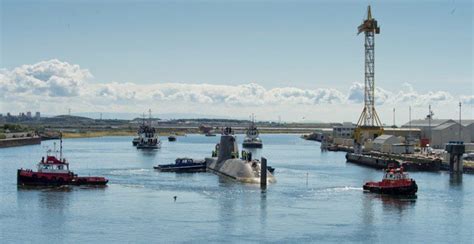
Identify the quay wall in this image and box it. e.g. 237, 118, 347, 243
0, 137, 41, 148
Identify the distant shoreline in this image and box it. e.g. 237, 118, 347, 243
60, 127, 313, 139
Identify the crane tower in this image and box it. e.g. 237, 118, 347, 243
354, 5, 384, 144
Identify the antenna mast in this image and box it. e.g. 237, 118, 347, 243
459, 102, 462, 141
148, 109, 152, 126
59, 132, 63, 160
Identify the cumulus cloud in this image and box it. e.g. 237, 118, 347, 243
346, 82, 459, 107
0, 59, 91, 97
347, 82, 392, 105
460, 95, 474, 105
267, 87, 344, 105
347, 83, 365, 103
390, 83, 454, 106
0, 59, 471, 117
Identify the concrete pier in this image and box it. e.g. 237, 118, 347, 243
446, 143, 465, 173
261, 157, 267, 189
0, 137, 41, 148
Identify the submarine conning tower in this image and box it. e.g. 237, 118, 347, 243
206, 127, 276, 183
217, 127, 239, 165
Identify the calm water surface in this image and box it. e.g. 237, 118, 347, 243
1, 134, 472, 243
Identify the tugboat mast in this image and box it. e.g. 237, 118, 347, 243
148, 109, 152, 126
59, 132, 63, 161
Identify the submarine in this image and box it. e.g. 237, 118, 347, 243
206, 127, 275, 184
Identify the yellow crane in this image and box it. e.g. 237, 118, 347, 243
354, 5, 384, 146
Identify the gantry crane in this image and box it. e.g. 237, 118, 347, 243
354, 5, 384, 148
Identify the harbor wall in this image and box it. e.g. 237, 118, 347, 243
0, 137, 41, 148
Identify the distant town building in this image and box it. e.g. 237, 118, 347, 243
26, 111, 32, 118
35, 112, 41, 119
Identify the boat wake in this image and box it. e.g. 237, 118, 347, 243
325, 186, 363, 192
108, 168, 151, 176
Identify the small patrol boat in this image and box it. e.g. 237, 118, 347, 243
134, 110, 161, 149
154, 158, 206, 172
132, 137, 140, 146
168, 135, 177, 142
17, 135, 108, 186
136, 125, 161, 149
242, 114, 263, 149
363, 167, 417, 196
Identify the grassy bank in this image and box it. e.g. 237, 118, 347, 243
61, 130, 191, 138
62, 130, 136, 138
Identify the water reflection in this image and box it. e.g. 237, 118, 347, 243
361, 193, 375, 227
376, 195, 417, 213
449, 173, 463, 187
217, 185, 236, 237
259, 190, 267, 234
16, 186, 72, 243
18, 186, 72, 210
138, 149, 158, 158
217, 175, 236, 186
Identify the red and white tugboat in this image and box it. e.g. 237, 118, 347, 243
17, 135, 108, 186
363, 167, 417, 196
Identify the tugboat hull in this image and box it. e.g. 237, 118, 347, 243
168, 136, 177, 142
136, 145, 159, 149
154, 163, 206, 172
136, 141, 161, 149
155, 158, 206, 172
363, 181, 418, 196
132, 138, 140, 146
242, 142, 263, 149
17, 170, 108, 186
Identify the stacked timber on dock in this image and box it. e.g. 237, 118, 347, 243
369, 152, 442, 171
346, 153, 400, 169
346, 152, 443, 172
327, 144, 354, 153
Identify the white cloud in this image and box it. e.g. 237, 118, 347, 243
460, 95, 474, 105
391, 83, 454, 106
266, 87, 344, 105
1, 59, 91, 97
0, 59, 471, 121
347, 82, 392, 105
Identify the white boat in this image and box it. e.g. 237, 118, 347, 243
136, 110, 161, 149
136, 125, 161, 149
242, 115, 262, 148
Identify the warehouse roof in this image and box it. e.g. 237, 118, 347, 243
373, 134, 399, 144
402, 119, 454, 128
432, 123, 463, 131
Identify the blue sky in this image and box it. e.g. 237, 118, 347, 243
0, 0, 472, 122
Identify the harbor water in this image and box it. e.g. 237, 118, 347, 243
0, 134, 472, 243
